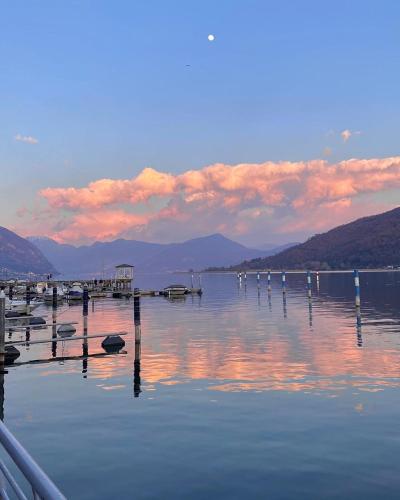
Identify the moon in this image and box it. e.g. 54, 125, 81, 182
208, 34, 215, 41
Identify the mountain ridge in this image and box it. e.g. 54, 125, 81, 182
224, 207, 400, 271
0, 227, 56, 275
29, 233, 283, 275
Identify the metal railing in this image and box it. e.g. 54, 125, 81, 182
0, 420, 65, 499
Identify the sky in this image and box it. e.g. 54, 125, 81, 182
1, 0, 400, 247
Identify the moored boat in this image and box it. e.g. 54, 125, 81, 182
68, 282, 84, 300
44, 287, 65, 303
163, 284, 188, 296
5, 298, 41, 314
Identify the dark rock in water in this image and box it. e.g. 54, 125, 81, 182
102, 335, 125, 353
57, 324, 77, 337
29, 316, 46, 326
5, 346, 20, 365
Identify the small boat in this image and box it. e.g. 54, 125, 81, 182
44, 287, 65, 303
163, 284, 188, 296
35, 282, 48, 295
68, 282, 83, 301
6, 299, 41, 314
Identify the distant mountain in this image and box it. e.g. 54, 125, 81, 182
29, 233, 271, 275
265, 242, 300, 254
227, 207, 400, 271
0, 228, 56, 275
257, 242, 299, 252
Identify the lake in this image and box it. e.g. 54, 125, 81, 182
3, 271, 400, 499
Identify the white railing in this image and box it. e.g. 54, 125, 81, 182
0, 420, 65, 499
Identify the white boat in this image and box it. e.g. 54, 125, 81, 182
35, 282, 48, 295
68, 283, 83, 300
6, 299, 41, 314
163, 284, 188, 296
44, 287, 65, 303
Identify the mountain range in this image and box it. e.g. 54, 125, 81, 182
29, 234, 286, 275
0, 226, 55, 275
227, 207, 400, 271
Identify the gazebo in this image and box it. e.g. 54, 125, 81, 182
114, 264, 134, 291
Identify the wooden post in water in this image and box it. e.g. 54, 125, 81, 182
316, 271, 320, 291
133, 288, 141, 397
198, 274, 202, 289
52, 286, 57, 309
82, 285, 89, 376
267, 271, 271, 292
191, 273, 194, 289
0, 291, 4, 421
307, 271, 312, 298
256, 272, 260, 287
354, 270, 361, 307
52, 287, 57, 357
0, 291, 5, 371
26, 285, 31, 316
354, 270, 362, 345
281, 271, 286, 294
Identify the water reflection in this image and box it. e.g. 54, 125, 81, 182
5, 272, 400, 398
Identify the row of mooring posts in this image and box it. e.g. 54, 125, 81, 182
236, 269, 362, 343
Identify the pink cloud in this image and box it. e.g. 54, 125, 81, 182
22, 155, 400, 244
51, 210, 152, 243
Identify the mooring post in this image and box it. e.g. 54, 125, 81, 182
83, 285, 89, 317
8, 285, 13, 301
0, 291, 4, 419
308, 296, 313, 327
198, 274, 202, 288
267, 271, 271, 292
52, 286, 57, 309
354, 270, 361, 307
26, 285, 31, 316
316, 271, 320, 291
281, 271, 286, 294
52, 287, 57, 357
191, 273, 194, 289
307, 271, 312, 298
0, 291, 5, 370
82, 285, 89, 375
257, 272, 260, 287
133, 287, 141, 397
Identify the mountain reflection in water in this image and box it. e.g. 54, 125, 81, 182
3, 271, 400, 500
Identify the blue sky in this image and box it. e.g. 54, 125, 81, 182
1, 1, 399, 245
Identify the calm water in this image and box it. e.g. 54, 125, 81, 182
3, 272, 400, 499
